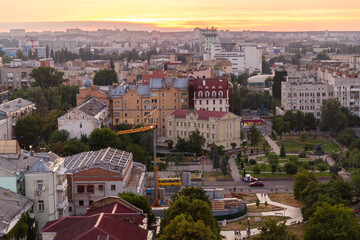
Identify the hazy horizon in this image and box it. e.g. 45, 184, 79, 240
1, 0, 360, 32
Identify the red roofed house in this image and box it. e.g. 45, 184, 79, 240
188, 77, 232, 112
141, 70, 167, 85
41, 196, 152, 240
166, 109, 241, 150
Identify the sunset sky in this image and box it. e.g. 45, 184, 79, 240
1, 0, 360, 31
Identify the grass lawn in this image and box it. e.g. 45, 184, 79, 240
247, 204, 283, 212
276, 135, 341, 153
203, 171, 232, 180
220, 216, 289, 231
287, 223, 307, 239
268, 193, 305, 208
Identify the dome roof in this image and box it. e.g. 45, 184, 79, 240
83, 76, 93, 88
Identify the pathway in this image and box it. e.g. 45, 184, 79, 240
264, 135, 280, 155
229, 155, 242, 181
220, 193, 302, 239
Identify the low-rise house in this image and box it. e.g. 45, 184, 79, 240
41, 196, 151, 240
166, 109, 241, 150
58, 97, 109, 139
0, 98, 36, 139
0, 187, 34, 238
64, 147, 146, 216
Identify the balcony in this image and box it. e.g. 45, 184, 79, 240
56, 179, 68, 191
57, 196, 68, 209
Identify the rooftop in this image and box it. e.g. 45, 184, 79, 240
171, 109, 228, 120
64, 147, 132, 174
0, 187, 33, 235
0, 98, 35, 114
77, 97, 107, 117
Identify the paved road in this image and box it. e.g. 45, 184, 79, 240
229, 155, 242, 181
264, 135, 280, 155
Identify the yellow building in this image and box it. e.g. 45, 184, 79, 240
109, 78, 189, 141
166, 109, 241, 150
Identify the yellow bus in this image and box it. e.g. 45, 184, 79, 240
158, 178, 181, 186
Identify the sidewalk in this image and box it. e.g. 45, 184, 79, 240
221, 193, 303, 239
264, 135, 280, 155
229, 155, 242, 181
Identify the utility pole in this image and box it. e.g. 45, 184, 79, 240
153, 129, 157, 206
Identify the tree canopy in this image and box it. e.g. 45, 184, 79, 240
30, 67, 68, 88
88, 128, 122, 150
320, 99, 347, 133
253, 219, 298, 240
93, 69, 118, 86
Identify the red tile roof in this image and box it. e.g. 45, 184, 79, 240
171, 109, 228, 120
41, 213, 148, 240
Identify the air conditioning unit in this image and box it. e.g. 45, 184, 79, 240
42, 186, 46, 191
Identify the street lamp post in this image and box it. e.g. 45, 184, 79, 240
247, 217, 250, 237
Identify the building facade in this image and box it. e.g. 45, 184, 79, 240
58, 97, 109, 139
188, 77, 230, 112
109, 78, 188, 141
166, 109, 241, 150
0, 66, 33, 90
24, 157, 69, 230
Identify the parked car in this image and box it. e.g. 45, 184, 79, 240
249, 181, 264, 187
243, 174, 258, 182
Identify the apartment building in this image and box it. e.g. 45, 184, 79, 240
333, 78, 360, 117
166, 109, 241, 150
281, 77, 333, 118
64, 148, 146, 216
199, 27, 220, 56
188, 77, 230, 112
109, 78, 188, 142
25, 156, 69, 230
0, 65, 33, 90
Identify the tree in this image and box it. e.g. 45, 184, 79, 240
293, 169, 318, 200
256, 198, 260, 207
15, 114, 42, 149
294, 111, 305, 133
313, 52, 331, 60
211, 146, 220, 170
161, 196, 221, 239
305, 203, 360, 240
314, 144, 324, 157
176, 137, 190, 152
30, 67, 68, 88
231, 142, 237, 149
48, 130, 69, 144
351, 169, 360, 198
93, 69, 118, 86
253, 219, 298, 240
125, 144, 148, 165
158, 214, 216, 240
188, 129, 205, 155
16, 50, 27, 60
267, 153, 280, 172
33, 49, 38, 59
220, 157, 229, 175
50, 49, 54, 59
118, 191, 155, 228
88, 128, 122, 150
110, 58, 115, 70
272, 116, 287, 139
1, 54, 12, 64
62, 139, 90, 156
320, 99, 347, 133
272, 71, 287, 100
303, 112, 316, 131
248, 125, 261, 147
45, 45, 49, 58
285, 161, 298, 174
171, 187, 211, 206
280, 145, 286, 157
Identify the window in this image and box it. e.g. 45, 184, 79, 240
80, 123, 82, 128
125, 113, 127, 117
169, 130, 172, 136
219, 91, 223, 98
98, 185, 104, 191
212, 134, 215, 139
181, 122, 183, 127
212, 91, 216, 98
38, 200, 44, 212
213, 100, 215, 104
198, 92, 203, 98
220, 100, 222, 104
205, 91, 210, 98
111, 185, 116, 191
79, 200, 84, 206
177, 122, 179, 127
199, 100, 202, 104
87, 185, 94, 194
37, 180, 43, 191
212, 125, 215, 129
77, 185, 85, 193
169, 121, 172, 126
202, 123, 204, 128
207, 124, 209, 129
194, 123, 196, 128
89, 200, 94, 205
69, 206, 73, 212
207, 133, 209, 138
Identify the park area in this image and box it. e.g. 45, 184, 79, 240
276, 135, 341, 153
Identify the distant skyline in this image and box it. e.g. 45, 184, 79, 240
1, 0, 360, 32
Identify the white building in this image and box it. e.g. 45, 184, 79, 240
199, 27, 220, 56
281, 77, 334, 118
350, 56, 360, 70
57, 97, 109, 139
209, 43, 262, 74
25, 155, 69, 230
333, 77, 360, 117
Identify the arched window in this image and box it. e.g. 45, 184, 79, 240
198, 91, 203, 98
219, 91, 224, 98
219, 86, 223, 89
205, 91, 210, 98
212, 86, 216, 89
212, 91, 216, 98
